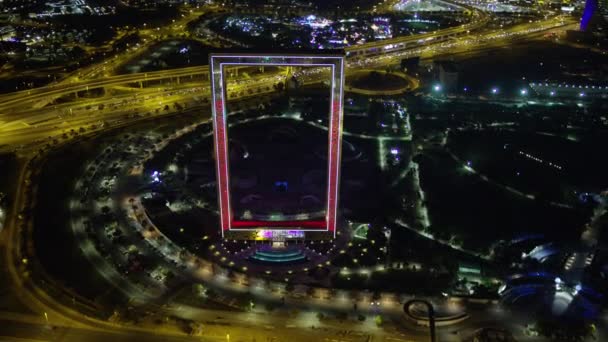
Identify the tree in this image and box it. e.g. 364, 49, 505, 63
70, 46, 86, 58
265, 302, 279, 312
535, 318, 595, 341
187, 321, 203, 336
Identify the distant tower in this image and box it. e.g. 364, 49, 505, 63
581, 0, 608, 31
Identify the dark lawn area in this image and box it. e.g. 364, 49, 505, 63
117, 39, 212, 74
448, 129, 608, 205
331, 267, 455, 296
32, 139, 126, 308
417, 149, 589, 253
143, 197, 218, 256
449, 40, 608, 95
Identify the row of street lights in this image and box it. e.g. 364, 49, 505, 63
433, 83, 530, 96
432, 83, 589, 98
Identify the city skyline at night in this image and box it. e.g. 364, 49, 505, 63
0, 0, 607, 341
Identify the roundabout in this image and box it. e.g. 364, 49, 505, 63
345, 70, 419, 96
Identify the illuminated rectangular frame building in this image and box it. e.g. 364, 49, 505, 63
209, 53, 345, 238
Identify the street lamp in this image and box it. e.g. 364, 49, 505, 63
491, 87, 499, 95
404, 300, 436, 342
433, 84, 442, 92
520, 88, 528, 96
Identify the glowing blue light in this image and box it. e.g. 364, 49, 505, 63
491, 87, 499, 94
390, 148, 399, 155
520, 89, 528, 95
433, 84, 441, 92
152, 171, 161, 183
581, 0, 596, 31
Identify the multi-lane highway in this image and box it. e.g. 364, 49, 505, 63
0, 14, 575, 155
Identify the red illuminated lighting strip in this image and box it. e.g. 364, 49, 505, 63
231, 220, 326, 229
